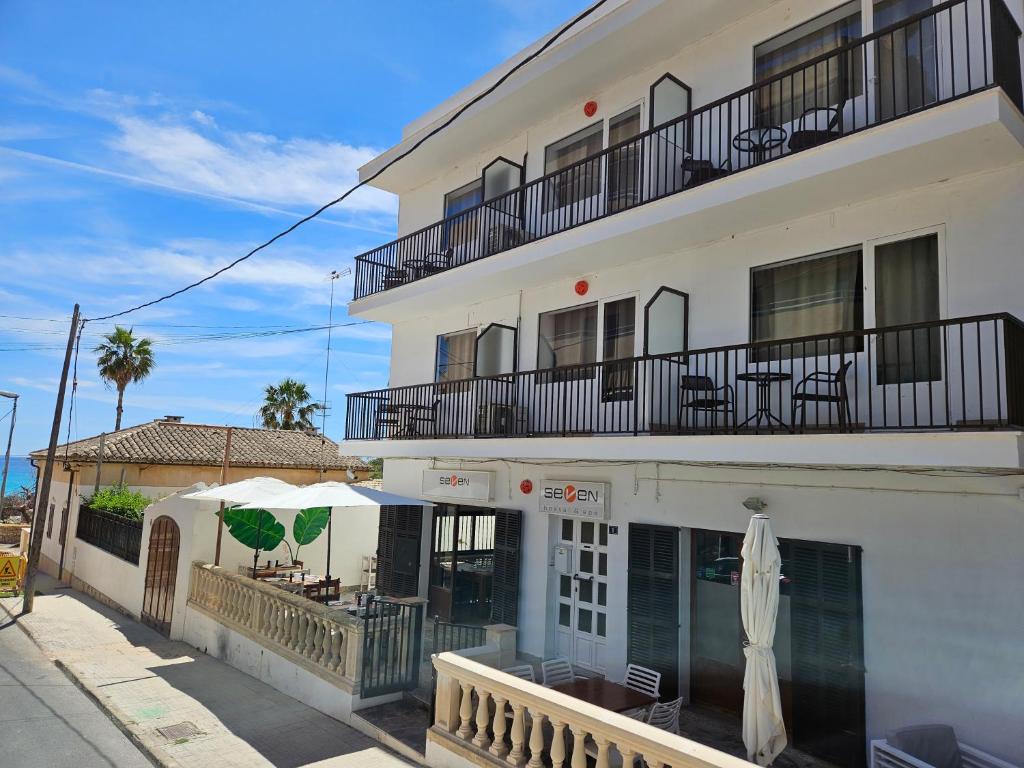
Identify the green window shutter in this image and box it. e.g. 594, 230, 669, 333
490, 508, 523, 626
628, 523, 680, 700
376, 505, 423, 598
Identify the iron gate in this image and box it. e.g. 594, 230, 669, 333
360, 595, 425, 699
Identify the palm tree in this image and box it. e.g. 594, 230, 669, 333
94, 326, 155, 431
260, 378, 319, 430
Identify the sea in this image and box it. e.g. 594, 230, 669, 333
1, 457, 34, 495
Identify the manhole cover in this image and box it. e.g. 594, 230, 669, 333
157, 722, 202, 741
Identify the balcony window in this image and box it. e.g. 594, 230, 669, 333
538, 302, 598, 380
753, 2, 863, 126
436, 329, 476, 390
875, 233, 940, 384
444, 179, 482, 247
875, 0, 939, 118
751, 247, 864, 359
544, 122, 603, 212
602, 296, 636, 401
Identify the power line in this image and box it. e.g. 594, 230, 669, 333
84, 0, 610, 323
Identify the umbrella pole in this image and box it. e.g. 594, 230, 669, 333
325, 509, 332, 580
252, 511, 263, 578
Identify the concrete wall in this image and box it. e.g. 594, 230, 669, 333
381, 456, 1024, 764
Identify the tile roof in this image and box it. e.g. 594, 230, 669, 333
32, 419, 368, 471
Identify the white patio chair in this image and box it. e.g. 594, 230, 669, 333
646, 697, 683, 735
541, 658, 575, 687
871, 725, 1019, 768
501, 664, 536, 684
622, 663, 661, 698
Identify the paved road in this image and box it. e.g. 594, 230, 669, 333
0, 613, 152, 768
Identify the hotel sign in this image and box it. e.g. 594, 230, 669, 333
421, 469, 493, 501
540, 480, 609, 520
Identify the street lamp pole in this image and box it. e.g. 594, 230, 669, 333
0, 390, 18, 518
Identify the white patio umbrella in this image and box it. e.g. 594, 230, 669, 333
182, 477, 297, 506
240, 481, 433, 578
741, 513, 788, 766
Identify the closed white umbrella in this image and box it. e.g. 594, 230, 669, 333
240, 481, 433, 578
182, 477, 297, 506
741, 513, 787, 766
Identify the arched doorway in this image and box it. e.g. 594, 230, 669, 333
142, 516, 180, 636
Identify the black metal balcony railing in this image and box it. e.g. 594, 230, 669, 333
353, 0, 1022, 302
345, 313, 1024, 441
76, 506, 143, 564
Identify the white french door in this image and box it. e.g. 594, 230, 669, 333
554, 517, 610, 672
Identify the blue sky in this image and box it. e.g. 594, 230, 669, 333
0, 1, 589, 454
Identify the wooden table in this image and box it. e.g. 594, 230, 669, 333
551, 678, 657, 714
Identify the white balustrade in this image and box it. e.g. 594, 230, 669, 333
188, 561, 361, 685
432, 652, 753, 768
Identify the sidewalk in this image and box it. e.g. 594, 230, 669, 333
1, 574, 410, 768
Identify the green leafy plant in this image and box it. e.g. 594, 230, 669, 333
291, 506, 329, 563
221, 507, 285, 552
84, 485, 151, 520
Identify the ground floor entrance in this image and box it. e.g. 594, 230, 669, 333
553, 516, 611, 672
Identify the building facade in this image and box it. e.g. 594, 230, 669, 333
340, 2, 1024, 766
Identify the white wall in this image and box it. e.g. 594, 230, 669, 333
381, 457, 1024, 764
387, 164, 1024, 393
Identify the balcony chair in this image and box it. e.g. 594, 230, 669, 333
382, 266, 407, 290
303, 577, 340, 604
422, 247, 454, 275
646, 697, 684, 735
871, 724, 1019, 768
681, 155, 732, 188
406, 398, 441, 438
788, 103, 844, 152
791, 359, 853, 432
374, 402, 401, 439
541, 658, 575, 688
678, 374, 736, 433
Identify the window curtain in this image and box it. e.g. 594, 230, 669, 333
436, 330, 476, 387
602, 297, 636, 401
538, 304, 598, 382
608, 107, 643, 212
752, 249, 864, 359
875, 0, 939, 119
444, 181, 482, 247
875, 233, 940, 383
754, 3, 862, 126
544, 123, 604, 211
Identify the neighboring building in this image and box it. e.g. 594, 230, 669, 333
340, 2, 1024, 767
31, 417, 370, 586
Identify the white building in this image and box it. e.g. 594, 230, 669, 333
340, 2, 1024, 766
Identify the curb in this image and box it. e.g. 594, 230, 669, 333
0, 593, 170, 768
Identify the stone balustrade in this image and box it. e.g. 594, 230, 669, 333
187, 561, 363, 690
431, 652, 753, 768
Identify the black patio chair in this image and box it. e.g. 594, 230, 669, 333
374, 402, 401, 439
791, 359, 854, 432
678, 375, 735, 432
788, 103, 844, 152
681, 156, 732, 188
382, 267, 407, 290
407, 398, 441, 437
421, 247, 454, 275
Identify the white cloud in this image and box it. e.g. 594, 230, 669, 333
109, 115, 397, 216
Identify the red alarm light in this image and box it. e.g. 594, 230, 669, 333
519, 479, 533, 495
584, 100, 598, 117
574, 279, 589, 296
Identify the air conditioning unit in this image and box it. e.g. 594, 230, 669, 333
485, 222, 525, 255
475, 403, 526, 436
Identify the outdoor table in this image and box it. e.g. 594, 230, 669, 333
551, 677, 657, 714
736, 370, 793, 430
732, 126, 787, 164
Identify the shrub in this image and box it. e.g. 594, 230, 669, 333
84, 485, 151, 520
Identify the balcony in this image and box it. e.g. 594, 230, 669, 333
345, 313, 1024, 446
353, 0, 1023, 303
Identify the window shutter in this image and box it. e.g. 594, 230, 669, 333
627, 524, 680, 700
489, 508, 523, 626
788, 540, 865, 768
376, 505, 422, 598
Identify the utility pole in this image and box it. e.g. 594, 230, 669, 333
24, 304, 80, 613
0, 390, 18, 517
319, 268, 348, 580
